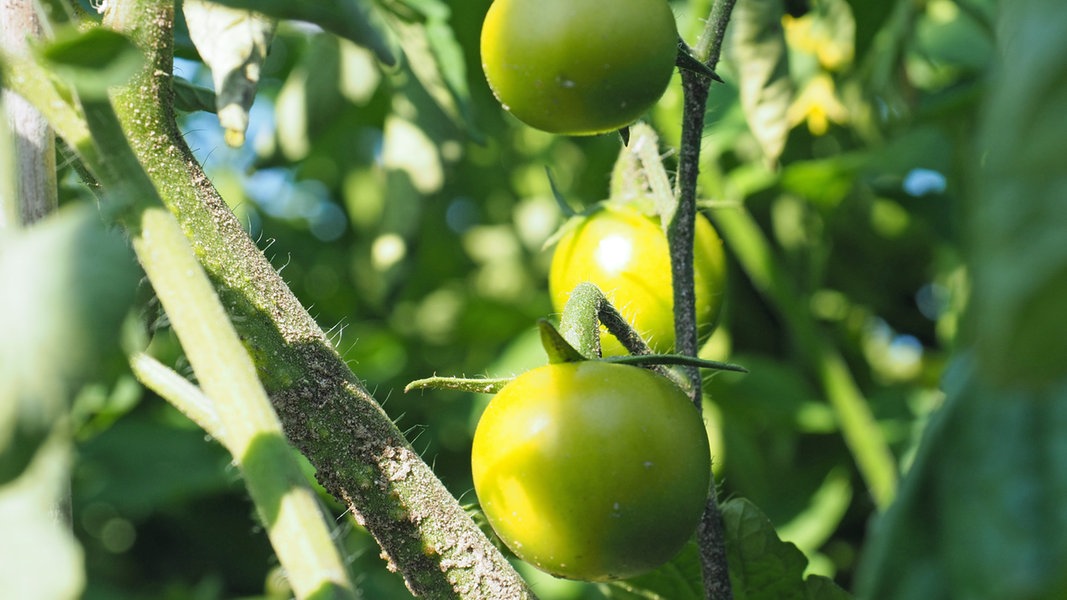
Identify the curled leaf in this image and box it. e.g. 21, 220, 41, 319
732, 0, 794, 167
183, 0, 276, 147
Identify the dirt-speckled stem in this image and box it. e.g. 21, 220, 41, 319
101, 1, 535, 597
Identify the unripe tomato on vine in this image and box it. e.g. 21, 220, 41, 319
480, 0, 679, 135
471, 360, 711, 581
549, 203, 727, 356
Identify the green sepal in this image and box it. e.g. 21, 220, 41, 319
545, 167, 578, 217
538, 319, 587, 364
675, 41, 724, 82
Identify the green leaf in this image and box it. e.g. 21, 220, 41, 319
779, 154, 866, 208
37, 27, 144, 99
776, 468, 853, 558
274, 33, 347, 161
381, 4, 478, 137
731, 0, 794, 167
968, 0, 1067, 386
601, 542, 704, 600
0, 437, 84, 600
724, 498, 807, 600
392, 0, 449, 21
73, 413, 236, 513
172, 76, 217, 113
183, 0, 275, 146
0, 204, 140, 483
208, 0, 397, 66
855, 356, 1067, 599
805, 575, 852, 600
723, 498, 851, 600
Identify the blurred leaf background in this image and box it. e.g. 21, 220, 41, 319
10, 0, 1030, 597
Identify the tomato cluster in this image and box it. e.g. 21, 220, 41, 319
474, 1, 723, 582
471, 203, 725, 580
480, 0, 679, 135
549, 203, 727, 356
471, 361, 711, 581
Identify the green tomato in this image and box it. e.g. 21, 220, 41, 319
471, 361, 711, 581
549, 204, 726, 356
480, 0, 679, 135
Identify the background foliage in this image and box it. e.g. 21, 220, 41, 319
10, 0, 1067, 598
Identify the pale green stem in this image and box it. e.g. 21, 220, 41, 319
10, 27, 359, 594
60, 1, 536, 596
0, 55, 99, 180
132, 206, 356, 600
129, 352, 224, 442
7, 1, 538, 597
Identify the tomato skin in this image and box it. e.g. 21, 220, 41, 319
549, 204, 727, 356
471, 361, 711, 581
480, 0, 679, 135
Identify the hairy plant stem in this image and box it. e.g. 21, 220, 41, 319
63, 52, 360, 594
674, 1, 737, 598
98, 1, 535, 597
130, 353, 224, 441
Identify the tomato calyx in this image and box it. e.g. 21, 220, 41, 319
552, 282, 744, 392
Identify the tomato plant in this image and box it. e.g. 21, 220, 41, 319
549, 203, 727, 356
471, 360, 711, 581
480, 0, 679, 135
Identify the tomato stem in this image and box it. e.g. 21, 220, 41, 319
604, 354, 748, 374
677, 1, 738, 599
405, 376, 513, 395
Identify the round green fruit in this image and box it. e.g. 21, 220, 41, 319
480, 0, 679, 135
549, 204, 726, 356
471, 361, 711, 581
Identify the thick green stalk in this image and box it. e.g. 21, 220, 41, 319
130, 353, 223, 441
101, 1, 535, 597
2, 69, 359, 594
132, 206, 356, 600
69, 81, 360, 598
0, 56, 96, 171
4, 7, 360, 594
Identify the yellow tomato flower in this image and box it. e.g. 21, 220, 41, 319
787, 73, 849, 136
